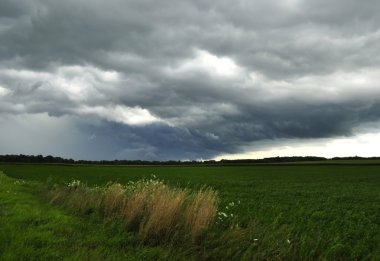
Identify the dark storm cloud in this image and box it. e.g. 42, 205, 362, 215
1, 0, 380, 159
76, 121, 230, 160
3, 0, 378, 75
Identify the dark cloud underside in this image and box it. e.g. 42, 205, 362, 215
1, 0, 380, 160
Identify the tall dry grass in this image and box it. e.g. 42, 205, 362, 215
103, 184, 125, 217
184, 187, 218, 241
46, 177, 219, 244
138, 186, 187, 242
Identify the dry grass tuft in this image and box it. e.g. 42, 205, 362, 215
184, 187, 218, 241
103, 184, 126, 217
123, 189, 150, 228
47, 177, 219, 244
122, 180, 166, 229
139, 186, 187, 241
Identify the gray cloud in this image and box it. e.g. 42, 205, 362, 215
1, 0, 380, 160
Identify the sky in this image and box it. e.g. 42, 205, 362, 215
1, 0, 380, 161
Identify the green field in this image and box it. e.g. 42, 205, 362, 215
1, 163, 380, 260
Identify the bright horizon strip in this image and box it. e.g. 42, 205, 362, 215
214, 132, 380, 160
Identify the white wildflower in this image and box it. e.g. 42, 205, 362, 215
218, 212, 228, 218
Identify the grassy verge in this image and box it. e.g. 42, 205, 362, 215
0, 172, 195, 260
0, 171, 299, 260
46, 177, 218, 245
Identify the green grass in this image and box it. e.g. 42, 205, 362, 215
0, 171, 195, 260
1, 163, 380, 259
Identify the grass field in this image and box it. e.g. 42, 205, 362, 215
1, 163, 380, 260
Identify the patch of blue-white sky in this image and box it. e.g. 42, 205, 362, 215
1, 0, 380, 160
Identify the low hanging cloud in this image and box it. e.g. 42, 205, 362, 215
1, 0, 380, 160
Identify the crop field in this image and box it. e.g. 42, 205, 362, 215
1, 163, 380, 260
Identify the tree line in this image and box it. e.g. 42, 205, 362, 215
1, 154, 379, 165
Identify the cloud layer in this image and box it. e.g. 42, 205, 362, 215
1, 0, 380, 160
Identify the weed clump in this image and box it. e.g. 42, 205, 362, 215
103, 184, 125, 218
184, 187, 218, 241
47, 176, 219, 244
